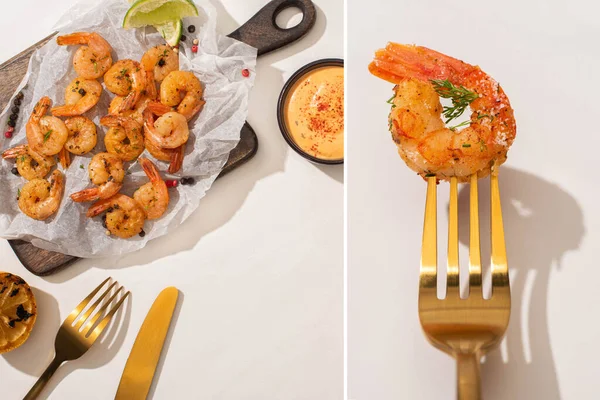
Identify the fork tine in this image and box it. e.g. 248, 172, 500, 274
88, 291, 130, 342
74, 281, 118, 330
469, 174, 482, 295
490, 173, 510, 293
420, 176, 437, 291
83, 285, 124, 337
65, 277, 111, 325
446, 177, 459, 297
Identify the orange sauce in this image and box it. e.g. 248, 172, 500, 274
284, 66, 344, 160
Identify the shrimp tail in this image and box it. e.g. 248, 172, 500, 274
145, 70, 158, 100
57, 32, 92, 46
71, 188, 101, 203
147, 101, 173, 116
184, 99, 205, 121
31, 97, 52, 120
49, 170, 65, 198
119, 91, 141, 113
168, 144, 185, 174
2, 145, 27, 159
51, 105, 78, 117
86, 197, 112, 218
138, 157, 161, 182
369, 43, 473, 84
59, 148, 71, 169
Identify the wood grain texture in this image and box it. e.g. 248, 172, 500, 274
1, 38, 257, 276
1, 0, 316, 276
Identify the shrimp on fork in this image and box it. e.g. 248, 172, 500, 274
57, 32, 113, 80
369, 43, 516, 182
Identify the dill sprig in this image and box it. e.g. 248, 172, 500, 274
430, 79, 478, 124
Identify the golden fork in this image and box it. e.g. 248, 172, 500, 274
418, 173, 511, 400
23, 278, 130, 400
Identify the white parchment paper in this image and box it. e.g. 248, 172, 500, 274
0, 0, 257, 257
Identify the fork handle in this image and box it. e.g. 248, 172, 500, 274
456, 353, 481, 400
23, 357, 64, 400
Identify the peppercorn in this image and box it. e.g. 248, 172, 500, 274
158, 58, 166, 67
193, 38, 199, 45
9, 113, 18, 122
13, 98, 22, 106
165, 179, 178, 188
78, 88, 86, 96
188, 25, 195, 33
191, 45, 198, 53
139, 229, 146, 238
7, 120, 16, 128
102, 215, 108, 229
241, 68, 250, 78
4, 131, 12, 139
7, 126, 14, 133
11, 106, 19, 114
16, 92, 24, 100
180, 35, 187, 42
181, 177, 195, 185
11, 167, 19, 176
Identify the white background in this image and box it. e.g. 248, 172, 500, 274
0, 0, 343, 399
348, 0, 600, 399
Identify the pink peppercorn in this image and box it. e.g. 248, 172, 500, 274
7, 126, 14, 133
4, 131, 12, 139
191, 45, 198, 53
241, 68, 250, 77
166, 179, 178, 188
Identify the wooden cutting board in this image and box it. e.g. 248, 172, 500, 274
1, 0, 317, 276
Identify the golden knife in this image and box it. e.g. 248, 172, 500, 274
115, 287, 179, 400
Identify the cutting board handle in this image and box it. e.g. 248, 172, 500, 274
228, 0, 316, 56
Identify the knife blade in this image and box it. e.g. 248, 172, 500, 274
115, 287, 179, 400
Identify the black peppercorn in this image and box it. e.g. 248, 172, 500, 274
139, 229, 146, 238
102, 215, 107, 229
13, 98, 22, 106
78, 88, 87, 96
11, 106, 19, 114
9, 114, 18, 122
180, 35, 187, 42
11, 167, 19, 176
16, 92, 24, 100
7, 120, 16, 128
181, 177, 195, 185
157, 58, 166, 67
187, 25, 195, 33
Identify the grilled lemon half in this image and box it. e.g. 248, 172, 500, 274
0, 272, 37, 354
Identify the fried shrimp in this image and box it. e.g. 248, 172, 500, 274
108, 94, 151, 126
51, 78, 102, 116
18, 170, 64, 220
133, 157, 169, 220
64, 116, 97, 155
104, 59, 146, 112
87, 194, 146, 238
141, 45, 179, 83
159, 71, 205, 121
57, 32, 113, 80
2, 145, 56, 181
100, 115, 144, 161
26, 97, 68, 156
70, 152, 124, 202
143, 108, 189, 149
369, 43, 516, 182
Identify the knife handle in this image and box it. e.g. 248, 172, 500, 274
23, 357, 64, 400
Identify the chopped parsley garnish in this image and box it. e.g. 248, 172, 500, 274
43, 130, 53, 142
462, 143, 471, 148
